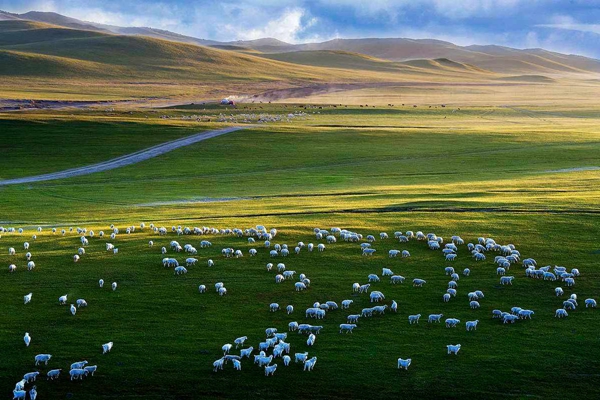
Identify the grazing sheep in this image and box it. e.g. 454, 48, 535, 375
24, 293, 32, 305
368, 274, 380, 282
389, 250, 400, 257
9, 247, 16, 255
413, 278, 426, 287
219, 287, 227, 296
565, 278, 575, 287
408, 314, 421, 324
240, 347, 254, 358
447, 344, 461, 355
27, 261, 35, 271
270, 303, 280, 312
500, 276, 514, 285
23, 372, 39, 383
112, 282, 117, 291
447, 288, 457, 297
555, 309, 568, 318
198, 285, 206, 293
391, 300, 398, 312
463, 268, 470, 277
59, 295, 68, 305
370, 291, 384, 302
397, 358, 412, 370
234, 336, 247, 348
382, 268, 394, 276
174, 266, 188, 275
518, 310, 534, 319
448, 281, 457, 289
362, 248, 376, 256
445, 254, 457, 261
9, 264, 17, 272
347, 314, 360, 323
73, 254, 80, 262
46, 369, 61, 380
24, 332, 31, 347
213, 358, 225, 372
70, 360, 88, 370
318, 244, 325, 252
29, 387, 37, 400
443, 293, 451, 302
266, 328, 278, 337
585, 298, 597, 308
341, 299, 353, 309
307, 334, 316, 346
13, 390, 26, 400
287, 305, 294, 314
283, 355, 291, 366
470, 301, 480, 309
102, 342, 113, 354
295, 282, 307, 291
445, 318, 460, 328
390, 275, 405, 284
222, 343, 233, 354
99, 279, 104, 288
402, 250, 410, 257
289, 321, 299, 331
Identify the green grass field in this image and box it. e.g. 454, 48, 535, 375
1, 104, 599, 399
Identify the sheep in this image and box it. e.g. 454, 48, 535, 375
198, 284, 206, 293
222, 343, 233, 354
307, 334, 316, 346
428, 314, 443, 323
389, 250, 400, 257
341, 299, 353, 309
447, 344, 461, 355
352, 283, 360, 292
362, 248, 376, 256
213, 358, 225, 372
497, 267, 506, 276
468, 292, 478, 301
563, 300, 576, 310
359, 284, 371, 293
443, 293, 451, 302
397, 358, 412, 370
492, 310, 503, 318
265, 364, 278, 376
518, 310, 534, 319
475, 290, 484, 299
112, 282, 117, 291
84, 365, 97, 376
219, 287, 227, 296
270, 303, 280, 312
35, 354, 52, 365
445, 318, 460, 328
12, 390, 26, 400
76, 299, 87, 307
283, 270, 296, 279
390, 275, 405, 284
445, 253, 457, 261
47, 369, 61, 380
402, 250, 410, 257
585, 298, 597, 308
466, 320, 479, 331
9, 247, 16, 255
413, 278, 426, 287
73, 254, 80, 262
59, 295, 68, 305
70, 360, 88, 370
408, 314, 421, 324
447, 288, 457, 297
287, 305, 294, 314
451, 273, 460, 282
500, 276, 514, 285
339, 323, 357, 333
26, 261, 35, 271
463, 268, 470, 276
207, 259, 215, 267
29, 387, 37, 400
469, 301, 480, 309
555, 309, 568, 318
565, 277, 575, 287
304, 357, 317, 371
25, 252, 32, 261
24, 292, 33, 305
295, 352, 309, 364
15, 379, 26, 391
390, 300, 398, 312
370, 291, 384, 302
318, 244, 325, 252
308, 243, 314, 252
240, 347, 254, 358
9, 264, 17, 272
282, 355, 291, 366
174, 266, 188, 275
368, 274, 380, 282
23, 371, 39, 382
99, 279, 104, 288
503, 314, 518, 324
161, 247, 167, 254
448, 281, 457, 289
186, 258, 198, 266
102, 342, 113, 354
234, 336, 247, 349
258, 355, 273, 367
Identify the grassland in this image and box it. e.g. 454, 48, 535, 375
1, 101, 599, 399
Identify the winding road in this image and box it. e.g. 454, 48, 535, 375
0, 126, 244, 186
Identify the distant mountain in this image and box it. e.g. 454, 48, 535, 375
2, 10, 600, 75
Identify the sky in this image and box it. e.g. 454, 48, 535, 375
3, 0, 600, 58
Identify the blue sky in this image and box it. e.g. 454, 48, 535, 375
3, 0, 600, 58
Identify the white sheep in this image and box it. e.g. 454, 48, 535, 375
84, 365, 97, 376
24, 292, 32, 305
112, 282, 117, 291
234, 336, 247, 348
102, 342, 113, 354
413, 278, 426, 287
555, 309, 568, 318
270, 303, 280, 312
222, 343, 233, 354
382, 268, 394, 276
174, 266, 188, 275
470, 301, 480, 309
368, 274, 380, 282
339, 323, 357, 333
347, 314, 360, 323
9, 264, 17, 272
47, 369, 61, 380
29, 387, 38, 400
397, 358, 412, 370
218, 287, 227, 296
408, 314, 421, 324
304, 356, 317, 371
466, 320, 479, 331
9, 247, 16, 255
585, 298, 597, 308
428, 314, 443, 323
287, 305, 294, 314
198, 285, 206, 293
35, 354, 52, 365
307, 333, 316, 346
99, 279, 104, 288
447, 344, 461, 355
359, 284, 371, 293
318, 243, 325, 252
13, 390, 26, 400
76, 299, 87, 307
59, 295, 68, 305
213, 358, 225, 372
70, 304, 77, 316
295, 353, 308, 364
240, 347, 254, 358
24, 332, 31, 347
500, 276, 514, 285
73, 254, 80, 262
342, 299, 353, 309
70, 360, 88, 370
265, 364, 278, 376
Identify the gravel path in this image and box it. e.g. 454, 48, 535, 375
0, 126, 244, 186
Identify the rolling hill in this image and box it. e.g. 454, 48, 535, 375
2, 10, 600, 76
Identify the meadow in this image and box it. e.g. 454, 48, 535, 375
1, 103, 599, 399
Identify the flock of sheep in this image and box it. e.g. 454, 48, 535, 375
3, 222, 596, 397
